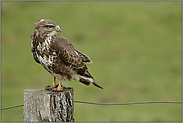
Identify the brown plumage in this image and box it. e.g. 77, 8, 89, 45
31, 19, 103, 91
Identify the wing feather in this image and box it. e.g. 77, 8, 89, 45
75, 50, 92, 63
53, 35, 86, 69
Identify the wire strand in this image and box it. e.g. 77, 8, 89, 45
1, 104, 24, 110
1, 101, 181, 110
73, 101, 182, 105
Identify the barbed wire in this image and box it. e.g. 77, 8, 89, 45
1, 101, 182, 110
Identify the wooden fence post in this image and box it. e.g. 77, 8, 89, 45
23, 88, 74, 122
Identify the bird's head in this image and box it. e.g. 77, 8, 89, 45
34, 19, 61, 37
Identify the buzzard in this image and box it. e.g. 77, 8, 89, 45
31, 19, 103, 91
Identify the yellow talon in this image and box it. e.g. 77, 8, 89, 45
56, 82, 63, 91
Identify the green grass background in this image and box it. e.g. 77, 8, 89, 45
1, 1, 182, 122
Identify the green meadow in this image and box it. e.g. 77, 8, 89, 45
1, 1, 182, 122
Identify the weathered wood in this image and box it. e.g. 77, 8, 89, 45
23, 88, 74, 122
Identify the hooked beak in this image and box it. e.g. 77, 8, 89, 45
56, 25, 61, 32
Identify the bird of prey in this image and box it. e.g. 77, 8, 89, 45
31, 19, 103, 91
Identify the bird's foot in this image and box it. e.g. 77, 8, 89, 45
52, 85, 64, 92
45, 84, 64, 92
45, 84, 58, 91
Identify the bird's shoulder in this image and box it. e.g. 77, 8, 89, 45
54, 35, 75, 50
52, 34, 92, 63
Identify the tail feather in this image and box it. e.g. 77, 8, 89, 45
76, 68, 103, 89
78, 75, 104, 90
79, 79, 90, 86
92, 81, 104, 90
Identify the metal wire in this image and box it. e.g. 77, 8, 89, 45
1, 101, 181, 110
1, 104, 24, 110
73, 101, 182, 105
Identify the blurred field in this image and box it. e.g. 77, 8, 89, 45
1, 1, 182, 122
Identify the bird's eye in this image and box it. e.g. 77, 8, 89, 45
46, 25, 54, 28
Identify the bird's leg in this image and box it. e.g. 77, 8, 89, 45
51, 77, 57, 87
45, 77, 58, 91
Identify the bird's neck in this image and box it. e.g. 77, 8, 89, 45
33, 29, 57, 41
